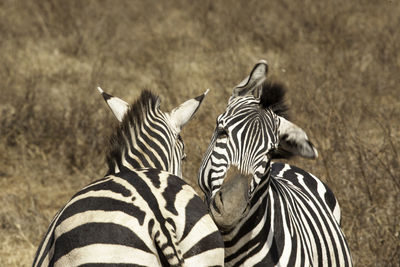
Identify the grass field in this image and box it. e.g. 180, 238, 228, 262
0, 0, 399, 266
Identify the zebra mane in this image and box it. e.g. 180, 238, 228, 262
259, 82, 289, 119
106, 90, 160, 172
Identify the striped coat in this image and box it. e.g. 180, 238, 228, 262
33, 89, 224, 266
219, 163, 351, 266
199, 61, 352, 266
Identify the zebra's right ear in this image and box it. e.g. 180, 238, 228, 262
232, 60, 268, 98
97, 87, 130, 122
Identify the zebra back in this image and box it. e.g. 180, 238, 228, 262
33, 88, 224, 266
33, 168, 224, 266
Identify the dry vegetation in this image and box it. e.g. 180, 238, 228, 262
0, 0, 399, 266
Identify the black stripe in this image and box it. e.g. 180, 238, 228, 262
268, 188, 286, 263
143, 168, 162, 188
162, 174, 186, 216
155, 240, 171, 267
270, 162, 286, 176
50, 222, 153, 264
124, 154, 142, 169
278, 187, 299, 267
210, 151, 227, 161
74, 179, 132, 199
194, 93, 205, 102
102, 91, 113, 101
55, 197, 146, 228
183, 230, 223, 259
208, 162, 228, 169
181, 196, 209, 241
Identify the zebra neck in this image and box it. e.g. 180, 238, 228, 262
106, 134, 170, 175
119, 146, 166, 173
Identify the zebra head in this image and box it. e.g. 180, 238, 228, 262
98, 87, 208, 177
198, 60, 318, 201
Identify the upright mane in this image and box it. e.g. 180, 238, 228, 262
106, 90, 160, 172
259, 81, 289, 119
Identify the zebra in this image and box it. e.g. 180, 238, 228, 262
33, 88, 224, 267
198, 60, 353, 266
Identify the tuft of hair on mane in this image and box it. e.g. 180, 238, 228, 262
259, 82, 294, 159
106, 90, 160, 173
259, 81, 289, 119
123, 90, 160, 127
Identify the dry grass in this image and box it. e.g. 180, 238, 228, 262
0, 0, 399, 266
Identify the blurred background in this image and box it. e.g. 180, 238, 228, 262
0, 0, 399, 266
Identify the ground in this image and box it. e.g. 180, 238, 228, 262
0, 1, 399, 266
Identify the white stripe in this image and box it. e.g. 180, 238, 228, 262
185, 248, 225, 266
54, 244, 160, 266
172, 186, 197, 240
80, 176, 113, 191
179, 214, 216, 253
276, 193, 292, 266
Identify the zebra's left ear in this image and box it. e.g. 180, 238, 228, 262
232, 60, 268, 98
276, 116, 318, 159
97, 87, 130, 122
169, 89, 209, 133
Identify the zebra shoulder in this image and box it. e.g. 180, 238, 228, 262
270, 162, 342, 224
132, 169, 225, 266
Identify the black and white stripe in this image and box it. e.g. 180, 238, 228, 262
33, 88, 224, 266
198, 61, 352, 266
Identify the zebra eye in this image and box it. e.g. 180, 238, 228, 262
217, 127, 228, 138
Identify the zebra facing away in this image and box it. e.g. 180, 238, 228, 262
33, 88, 224, 267
198, 60, 353, 266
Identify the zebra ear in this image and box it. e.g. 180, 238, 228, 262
232, 60, 268, 97
276, 116, 318, 159
169, 89, 209, 132
97, 87, 130, 122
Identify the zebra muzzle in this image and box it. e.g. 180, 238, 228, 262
209, 166, 251, 231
